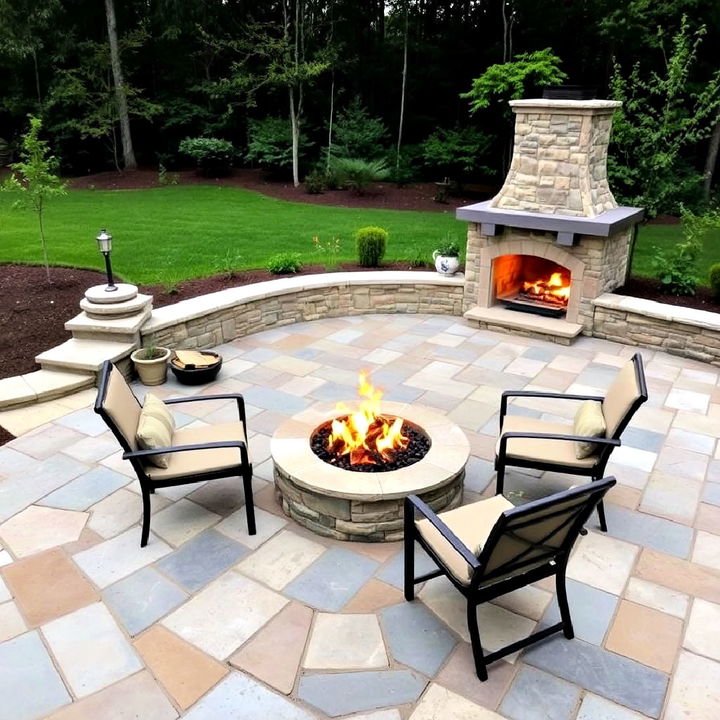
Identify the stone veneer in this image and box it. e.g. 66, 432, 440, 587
271, 403, 469, 542
491, 99, 620, 217
142, 272, 464, 349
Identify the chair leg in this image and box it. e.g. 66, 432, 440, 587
495, 462, 505, 496
243, 470, 256, 536
596, 499, 608, 532
404, 516, 415, 601
466, 599, 488, 681
555, 569, 575, 640
140, 488, 151, 547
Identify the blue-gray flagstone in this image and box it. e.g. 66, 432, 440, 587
464, 457, 496, 493
499, 666, 581, 720
298, 670, 427, 717
184, 672, 314, 720
523, 636, 668, 718
156, 530, 248, 591
603, 504, 693, 558
522, 346, 559, 362
542, 579, 618, 645
0, 631, 71, 720
239, 387, 309, 414
376, 547, 438, 591
621, 427, 666, 453
56, 407, 108, 436
102, 567, 188, 636
38, 466, 129, 511
285, 547, 379, 611
381, 602, 457, 676
702, 481, 720, 506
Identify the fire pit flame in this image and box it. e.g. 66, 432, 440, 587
522, 271, 570, 307
327, 371, 409, 465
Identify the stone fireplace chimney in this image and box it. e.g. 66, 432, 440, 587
490, 99, 620, 218
457, 98, 644, 342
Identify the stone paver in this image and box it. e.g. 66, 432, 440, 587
3, 315, 720, 719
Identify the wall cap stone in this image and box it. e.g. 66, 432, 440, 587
510, 99, 621, 111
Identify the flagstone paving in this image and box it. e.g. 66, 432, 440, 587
0, 313, 719, 719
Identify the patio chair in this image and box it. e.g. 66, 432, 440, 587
404, 477, 616, 681
94, 360, 255, 547
495, 353, 647, 532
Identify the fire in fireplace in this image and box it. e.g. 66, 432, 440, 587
310, 371, 430, 472
493, 254, 571, 318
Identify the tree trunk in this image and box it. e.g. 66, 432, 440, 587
327, 71, 335, 172
703, 116, 720, 202
32, 50, 42, 106
396, 2, 409, 170
289, 85, 300, 187
104, 0, 137, 170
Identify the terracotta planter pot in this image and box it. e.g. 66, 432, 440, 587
130, 347, 171, 386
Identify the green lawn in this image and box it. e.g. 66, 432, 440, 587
0, 185, 463, 285
1, 184, 718, 285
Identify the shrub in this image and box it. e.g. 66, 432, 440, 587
354, 226, 388, 267
332, 157, 389, 195
304, 170, 325, 194
421, 126, 494, 180
332, 98, 388, 160
246, 117, 310, 174
405, 245, 430, 268
266, 252, 303, 274
179, 137, 235, 176
709, 263, 720, 299
312, 235, 342, 271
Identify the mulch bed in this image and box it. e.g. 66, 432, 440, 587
614, 276, 720, 310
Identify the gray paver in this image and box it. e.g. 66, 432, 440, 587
184, 672, 314, 720
464, 456, 496, 493
0, 630, 71, 720
622, 427, 666, 453
55, 407, 108, 436
240, 387, 309, 413
523, 636, 668, 717
376, 546, 438, 591
577, 693, 649, 720
604, 504, 693, 558
542, 579, 618, 645
38, 466, 129, 511
156, 529, 249, 591
381, 602, 457, 676
499, 666, 581, 720
285, 548, 379, 611
702, 481, 720, 506
103, 566, 188, 635
298, 670, 427, 717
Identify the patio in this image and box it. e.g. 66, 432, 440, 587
0, 312, 718, 719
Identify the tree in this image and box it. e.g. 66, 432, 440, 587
104, 0, 137, 169
2, 116, 66, 282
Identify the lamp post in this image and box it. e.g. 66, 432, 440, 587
96, 228, 117, 292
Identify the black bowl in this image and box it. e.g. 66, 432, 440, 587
169, 350, 222, 385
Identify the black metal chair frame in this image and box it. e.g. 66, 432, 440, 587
495, 353, 647, 532
404, 477, 616, 681
94, 360, 255, 547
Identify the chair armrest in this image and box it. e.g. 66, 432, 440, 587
123, 439, 249, 467
499, 390, 604, 428
497, 431, 620, 460
163, 394, 247, 426
405, 495, 480, 571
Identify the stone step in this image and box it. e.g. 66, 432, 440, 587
36, 338, 137, 373
65, 308, 152, 343
0, 369, 95, 409
464, 305, 583, 341
80, 293, 152, 318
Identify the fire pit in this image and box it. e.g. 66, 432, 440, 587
271, 374, 469, 542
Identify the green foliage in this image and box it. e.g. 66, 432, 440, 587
354, 226, 388, 267
157, 164, 179, 186
312, 234, 341, 271
405, 245, 430, 268
331, 98, 388, 160
386, 145, 422, 187
434, 238, 461, 256
709, 263, 720, 299
421, 126, 494, 179
214, 249, 244, 278
179, 137, 235, 176
332, 157, 389, 195
304, 169, 325, 194
651, 208, 720, 295
246, 117, 309, 173
1, 115, 66, 282
609, 17, 720, 216
266, 251, 303, 274
461, 49, 567, 113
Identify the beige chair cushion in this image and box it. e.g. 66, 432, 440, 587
136, 407, 173, 469
498, 415, 599, 468
573, 400, 606, 459
602, 360, 640, 437
142, 393, 175, 435
103, 365, 141, 450
145, 421, 247, 480
416, 495, 514, 585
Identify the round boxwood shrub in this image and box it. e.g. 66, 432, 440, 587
709, 263, 720, 299
354, 226, 388, 267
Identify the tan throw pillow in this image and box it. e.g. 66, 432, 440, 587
573, 400, 606, 459
136, 395, 175, 468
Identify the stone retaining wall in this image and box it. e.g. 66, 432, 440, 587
141, 272, 465, 349
592, 294, 720, 366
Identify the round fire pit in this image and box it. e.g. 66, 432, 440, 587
271, 402, 469, 542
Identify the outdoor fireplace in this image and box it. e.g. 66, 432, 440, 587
458, 98, 644, 342
271, 373, 468, 542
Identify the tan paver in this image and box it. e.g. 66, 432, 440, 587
635, 548, 720, 604
684, 598, 720, 662
134, 625, 228, 710
150, 499, 221, 547
567, 531, 638, 595
409, 683, 504, 719
665, 651, 720, 720
344, 579, 404, 613
691, 530, 720, 572
0, 601, 27, 642
0, 505, 87, 557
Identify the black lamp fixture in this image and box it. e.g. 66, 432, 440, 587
96, 228, 117, 292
